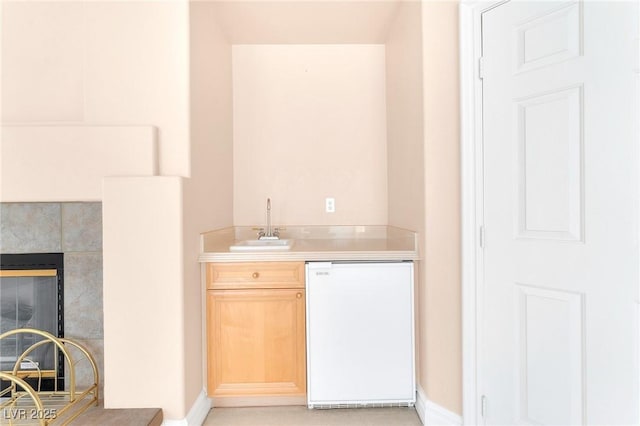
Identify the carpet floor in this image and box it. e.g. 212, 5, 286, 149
203, 406, 422, 426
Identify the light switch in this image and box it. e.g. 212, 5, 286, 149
325, 198, 336, 213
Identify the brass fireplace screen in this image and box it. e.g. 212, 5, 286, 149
0, 328, 98, 425
0, 255, 98, 424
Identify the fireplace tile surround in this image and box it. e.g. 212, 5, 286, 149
0, 202, 104, 395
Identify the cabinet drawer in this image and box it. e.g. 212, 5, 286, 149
207, 262, 305, 289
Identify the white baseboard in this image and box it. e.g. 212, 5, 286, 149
162, 389, 212, 426
162, 387, 460, 426
415, 386, 463, 426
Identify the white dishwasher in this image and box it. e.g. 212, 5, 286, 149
305, 261, 415, 408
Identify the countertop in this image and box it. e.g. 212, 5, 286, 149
199, 225, 419, 263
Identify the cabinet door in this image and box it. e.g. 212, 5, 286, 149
207, 288, 306, 397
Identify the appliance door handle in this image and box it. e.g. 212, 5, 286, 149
306, 262, 332, 270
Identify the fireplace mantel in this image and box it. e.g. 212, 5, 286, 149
0, 125, 157, 202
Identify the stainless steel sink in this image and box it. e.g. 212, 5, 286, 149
229, 239, 294, 252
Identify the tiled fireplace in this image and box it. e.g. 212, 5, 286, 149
0, 203, 104, 395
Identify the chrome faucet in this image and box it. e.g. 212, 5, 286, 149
258, 198, 280, 240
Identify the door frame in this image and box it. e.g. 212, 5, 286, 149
459, 1, 508, 424
460, 1, 640, 425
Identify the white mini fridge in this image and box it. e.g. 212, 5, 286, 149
305, 261, 415, 408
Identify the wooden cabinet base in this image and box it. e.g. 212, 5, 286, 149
207, 285, 307, 399
211, 395, 307, 408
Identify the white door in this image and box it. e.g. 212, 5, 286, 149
481, 1, 639, 424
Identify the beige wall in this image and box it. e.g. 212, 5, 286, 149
83, 2, 189, 177
1, 1, 84, 122
384, 0, 427, 409
232, 44, 388, 226
386, 1, 424, 232
184, 0, 234, 413
1, 1, 189, 177
102, 176, 185, 416
387, 0, 462, 416
1, 1, 195, 420
209, 1, 399, 44
2, 0, 463, 419
421, 0, 462, 415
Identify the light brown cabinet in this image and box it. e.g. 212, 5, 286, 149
206, 262, 306, 401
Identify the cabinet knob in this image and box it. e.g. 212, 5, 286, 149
252, 272, 260, 279
296, 293, 302, 299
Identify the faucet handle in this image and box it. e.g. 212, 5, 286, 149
252, 227, 265, 238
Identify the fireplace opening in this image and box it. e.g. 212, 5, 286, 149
0, 253, 64, 391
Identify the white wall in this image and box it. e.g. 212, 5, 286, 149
232, 44, 388, 226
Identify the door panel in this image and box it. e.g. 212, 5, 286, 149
516, 285, 584, 425
516, 85, 583, 241
514, 2, 582, 74
481, 1, 639, 424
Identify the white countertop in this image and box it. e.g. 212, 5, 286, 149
199, 225, 419, 263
